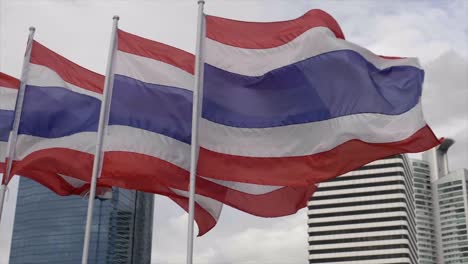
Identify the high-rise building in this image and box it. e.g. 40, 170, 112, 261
307, 155, 418, 264
435, 168, 468, 263
411, 159, 438, 264
419, 139, 468, 264
9, 177, 154, 264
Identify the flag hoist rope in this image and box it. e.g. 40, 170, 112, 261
0, 27, 35, 222
81, 16, 119, 264
187, 1, 206, 263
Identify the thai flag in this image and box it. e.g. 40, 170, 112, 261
197, 9, 441, 187
0, 72, 19, 178
8, 41, 105, 195
98, 30, 222, 235
99, 29, 317, 235
8, 40, 221, 233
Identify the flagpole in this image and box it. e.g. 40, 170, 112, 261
0, 27, 35, 222
81, 16, 119, 264
187, 1, 205, 263
0, 184, 6, 222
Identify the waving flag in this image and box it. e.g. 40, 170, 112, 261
98, 29, 317, 234
99, 30, 223, 235
0, 72, 19, 178
7, 41, 105, 195
7, 40, 219, 234
197, 9, 441, 187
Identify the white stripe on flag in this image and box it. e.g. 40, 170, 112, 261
14, 132, 96, 160
0, 141, 8, 162
206, 27, 422, 77
104, 125, 191, 170
104, 125, 284, 195
200, 176, 283, 195
0, 87, 18, 111
114, 51, 193, 91
170, 188, 222, 220
27, 64, 102, 99
199, 103, 426, 157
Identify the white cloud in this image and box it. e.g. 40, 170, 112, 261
152, 196, 308, 264
293, 0, 467, 61
200, 212, 308, 264
421, 51, 468, 170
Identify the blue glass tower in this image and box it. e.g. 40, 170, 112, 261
9, 177, 153, 264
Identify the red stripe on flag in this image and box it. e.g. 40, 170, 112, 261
0, 162, 5, 184
197, 180, 316, 217
10, 148, 217, 236
379, 55, 404, 59
10, 148, 94, 184
0, 72, 20, 89
13, 164, 216, 236
170, 193, 218, 237
12, 170, 92, 196
101, 151, 317, 217
118, 29, 195, 74
198, 125, 441, 186
7, 149, 110, 196
30, 41, 104, 94
9, 147, 317, 219
206, 9, 345, 49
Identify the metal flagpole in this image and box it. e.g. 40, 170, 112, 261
187, 1, 205, 263
81, 16, 119, 264
0, 184, 6, 222
0, 27, 35, 222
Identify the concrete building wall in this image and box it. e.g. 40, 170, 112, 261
434, 169, 468, 263
307, 155, 418, 264
411, 159, 438, 264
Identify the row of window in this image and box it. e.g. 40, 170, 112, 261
440, 197, 464, 206
318, 180, 406, 192
311, 189, 405, 201
308, 224, 409, 236
309, 243, 409, 255
309, 253, 412, 264
308, 234, 409, 245
439, 185, 463, 194
444, 247, 468, 254
308, 216, 409, 228
309, 206, 409, 219
308, 198, 409, 210
438, 180, 463, 189
440, 190, 464, 200
441, 208, 465, 216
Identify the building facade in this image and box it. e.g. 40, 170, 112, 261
9, 177, 153, 264
417, 139, 468, 264
411, 159, 438, 264
434, 169, 468, 263
307, 155, 418, 264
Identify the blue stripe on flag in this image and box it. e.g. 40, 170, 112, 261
17, 49, 423, 141
203, 50, 424, 128
0, 109, 14, 142
110, 74, 192, 144
19, 86, 101, 138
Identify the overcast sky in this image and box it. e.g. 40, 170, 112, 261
0, 0, 467, 263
